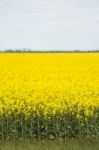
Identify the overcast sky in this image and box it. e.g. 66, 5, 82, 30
0, 0, 99, 51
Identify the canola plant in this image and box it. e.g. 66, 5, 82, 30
0, 53, 99, 140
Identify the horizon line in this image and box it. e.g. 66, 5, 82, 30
0, 49, 99, 53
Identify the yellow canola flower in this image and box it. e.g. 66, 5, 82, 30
0, 53, 99, 120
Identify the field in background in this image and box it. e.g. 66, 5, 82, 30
0, 53, 99, 140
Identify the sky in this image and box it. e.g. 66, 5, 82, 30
0, 0, 99, 51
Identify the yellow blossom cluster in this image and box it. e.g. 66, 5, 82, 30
0, 53, 99, 120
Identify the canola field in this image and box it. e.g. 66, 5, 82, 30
0, 53, 99, 140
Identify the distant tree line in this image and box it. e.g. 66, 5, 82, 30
0, 49, 99, 53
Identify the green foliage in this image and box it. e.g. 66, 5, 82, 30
0, 108, 99, 141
